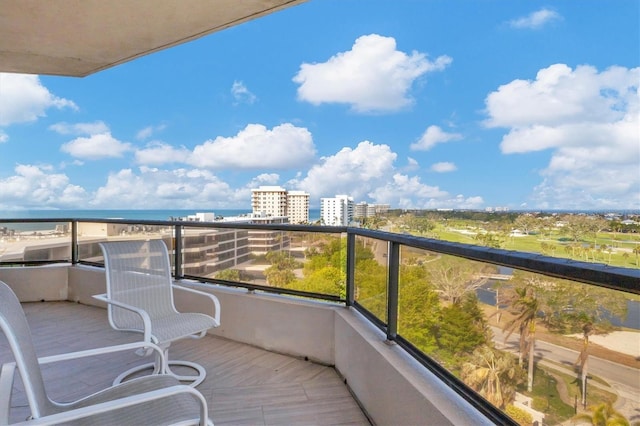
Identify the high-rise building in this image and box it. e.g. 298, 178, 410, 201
353, 202, 390, 220
287, 190, 310, 224
251, 186, 288, 217
251, 186, 309, 224
320, 195, 354, 226
354, 201, 368, 219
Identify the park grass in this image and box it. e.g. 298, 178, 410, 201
555, 370, 616, 408
430, 223, 640, 269
523, 367, 576, 425
523, 365, 617, 425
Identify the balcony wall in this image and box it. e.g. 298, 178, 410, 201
0, 264, 488, 425
0, 264, 68, 301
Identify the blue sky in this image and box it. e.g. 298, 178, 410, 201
0, 1, 638, 211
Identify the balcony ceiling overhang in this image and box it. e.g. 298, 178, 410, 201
0, 0, 306, 77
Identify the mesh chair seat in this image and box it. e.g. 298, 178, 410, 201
144, 313, 218, 344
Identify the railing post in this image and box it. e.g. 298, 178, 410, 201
71, 220, 78, 264
346, 231, 356, 306
174, 224, 183, 279
386, 241, 400, 342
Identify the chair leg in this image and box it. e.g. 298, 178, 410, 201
165, 360, 207, 387
113, 347, 206, 387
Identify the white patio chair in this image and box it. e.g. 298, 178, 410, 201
94, 240, 220, 387
0, 280, 212, 426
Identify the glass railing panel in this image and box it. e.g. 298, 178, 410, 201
180, 226, 249, 281
395, 245, 639, 425
76, 221, 174, 264
273, 230, 344, 298
0, 220, 72, 263
354, 235, 389, 323
183, 228, 346, 299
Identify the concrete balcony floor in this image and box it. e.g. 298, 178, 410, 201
1, 301, 370, 425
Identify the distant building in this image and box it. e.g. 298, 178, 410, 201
354, 202, 368, 219
287, 190, 310, 224
127, 211, 291, 273
321, 195, 354, 226
485, 206, 510, 212
354, 202, 389, 219
251, 186, 309, 224
374, 204, 390, 214
252, 186, 288, 218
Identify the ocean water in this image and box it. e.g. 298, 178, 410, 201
0, 209, 321, 231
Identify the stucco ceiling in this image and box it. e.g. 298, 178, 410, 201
0, 0, 306, 77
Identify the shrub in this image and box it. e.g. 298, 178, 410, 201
505, 404, 533, 426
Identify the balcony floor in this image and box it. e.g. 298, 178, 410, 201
1, 301, 371, 425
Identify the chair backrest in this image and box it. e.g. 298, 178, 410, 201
99, 240, 178, 331
0, 281, 57, 418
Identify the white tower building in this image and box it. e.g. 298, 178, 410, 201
320, 195, 354, 226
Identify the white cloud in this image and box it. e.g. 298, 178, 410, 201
289, 141, 483, 209
0, 73, 77, 126
404, 157, 420, 172
368, 174, 483, 209
49, 121, 109, 135
54, 121, 131, 161
431, 162, 457, 172
292, 141, 397, 200
90, 167, 246, 209
231, 81, 257, 105
410, 125, 463, 151
509, 8, 562, 29
0, 130, 7, 143
249, 173, 280, 186
293, 34, 451, 113
485, 65, 636, 130
135, 142, 190, 165
0, 164, 87, 209
136, 124, 167, 140
61, 133, 132, 160
368, 174, 446, 208
189, 123, 315, 169
485, 64, 640, 209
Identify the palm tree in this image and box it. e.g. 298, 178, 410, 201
575, 323, 594, 408
461, 346, 522, 409
633, 246, 640, 267
503, 285, 538, 392
572, 401, 629, 426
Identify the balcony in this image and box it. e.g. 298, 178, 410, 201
1, 218, 639, 425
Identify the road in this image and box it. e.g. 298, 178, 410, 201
492, 326, 640, 421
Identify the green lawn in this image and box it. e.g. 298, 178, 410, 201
522, 365, 617, 425
428, 224, 640, 269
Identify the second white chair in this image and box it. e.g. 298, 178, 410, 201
95, 239, 220, 387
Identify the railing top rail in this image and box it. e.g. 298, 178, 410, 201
0, 218, 76, 223
1, 217, 638, 293
79, 218, 348, 233
351, 228, 640, 294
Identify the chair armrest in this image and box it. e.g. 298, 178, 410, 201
37, 341, 165, 366
171, 284, 221, 326
0, 362, 16, 425
93, 294, 154, 343
11, 384, 210, 426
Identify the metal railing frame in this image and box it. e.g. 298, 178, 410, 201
2, 217, 639, 425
